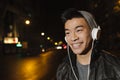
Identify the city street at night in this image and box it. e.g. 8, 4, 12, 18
0, 49, 66, 80
0, 0, 120, 80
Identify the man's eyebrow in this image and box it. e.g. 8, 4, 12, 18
75, 25, 83, 29
65, 25, 83, 31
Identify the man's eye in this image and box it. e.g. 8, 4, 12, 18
77, 29, 82, 32
65, 32, 70, 35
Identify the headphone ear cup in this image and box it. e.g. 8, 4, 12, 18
91, 28, 99, 40
65, 37, 67, 43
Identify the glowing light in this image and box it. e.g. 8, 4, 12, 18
47, 37, 50, 40
4, 37, 18, 44
41, 48, 45, 52
63, 44, 67, 49
56, 46, 62, 49
16, 42, 22, 47
25, 20, 30, 25
58, 41, 63, 45
41, 32, 45, 36
54, 42, 58, 45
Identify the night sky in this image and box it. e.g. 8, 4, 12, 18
0, 0, 92, 49
0, 0, 120, 49
28, 0, 90, 41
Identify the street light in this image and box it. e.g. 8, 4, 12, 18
41, 32, 45, 36
47, 37, 50, 40
54, 42, 58, 45
25, 19, 30, 25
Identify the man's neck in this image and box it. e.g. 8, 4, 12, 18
77, 49, 92, 65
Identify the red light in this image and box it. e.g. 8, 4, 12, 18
62, 44, 67, 49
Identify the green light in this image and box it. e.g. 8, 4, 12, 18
16, 43, 22, 47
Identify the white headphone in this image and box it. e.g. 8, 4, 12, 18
65, 26, 101, 43
65, 36, 67, 43
91, 26, 101, 40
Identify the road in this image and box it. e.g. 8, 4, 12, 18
0, 49, 67, 80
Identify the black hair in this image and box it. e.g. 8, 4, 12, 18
61, 8, 84, 24
61, 8, 98, 29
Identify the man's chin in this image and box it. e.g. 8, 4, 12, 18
72, 49, 88, 55
72, 50, 82, 55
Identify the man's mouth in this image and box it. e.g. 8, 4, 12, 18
72, 42, 83, 49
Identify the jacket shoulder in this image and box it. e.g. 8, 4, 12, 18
56, 56, 71, 80
101, 50, 120, 66
57, 56, 70, 72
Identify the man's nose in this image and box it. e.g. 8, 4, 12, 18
71, 33, 79, 41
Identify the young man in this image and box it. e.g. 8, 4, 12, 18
56, 8, 120, 80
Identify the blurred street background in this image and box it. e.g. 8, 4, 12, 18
0, 49, 67, 80
0, 0, 120, 80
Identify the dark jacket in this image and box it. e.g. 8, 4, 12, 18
56, 49, 120, 80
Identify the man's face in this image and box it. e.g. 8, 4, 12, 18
65, 18, 92, 55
